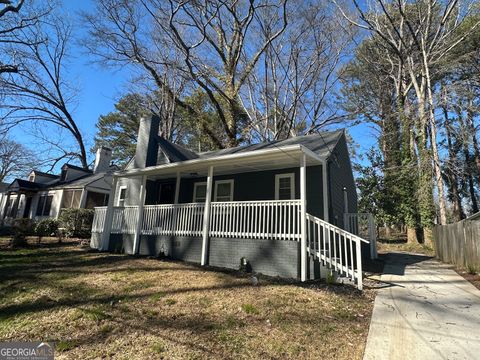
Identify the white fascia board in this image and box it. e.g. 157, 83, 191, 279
115, 144, 306, 178
299, 145, 326, 164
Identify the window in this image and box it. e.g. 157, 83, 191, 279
36, 195, 53, 216
117, 186, 127, 206
275, 173, 295, 200
193, 182, 207, 203
61, 190, 82, 209
85, 191, 109, 209
214, 180, 234, 202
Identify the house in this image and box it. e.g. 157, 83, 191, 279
91, 116, 375, 289
0, 147, 115, 222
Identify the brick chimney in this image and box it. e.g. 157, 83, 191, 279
93, 146, 112, 174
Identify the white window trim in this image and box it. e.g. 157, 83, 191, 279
117, 186, 127, 206
275, 173, 295, 200
193, 182, 207, 203
214, 179, 234, 202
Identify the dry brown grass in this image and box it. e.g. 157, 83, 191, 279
377, 238, 435, 257
0, 237, 375, 359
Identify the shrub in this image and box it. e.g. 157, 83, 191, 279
58, 208, 94, 238
467, 264, 478, 275
0, 226, 14, 237
11, 218, 36, 247
35, 218, 60, 243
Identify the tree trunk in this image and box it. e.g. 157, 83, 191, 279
424, 65, 447, 225
459, 112, 479, 214
443, 103, 464, 222
407, 226, 418, 244
466, 100, 480, 182
423, 227, 433, 247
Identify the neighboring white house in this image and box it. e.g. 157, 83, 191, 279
0, 147, 115, 222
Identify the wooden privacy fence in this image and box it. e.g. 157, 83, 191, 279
433, 219, 480, 269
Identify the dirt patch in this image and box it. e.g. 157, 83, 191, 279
454, 269, 480, 290
0, 238, 375, 359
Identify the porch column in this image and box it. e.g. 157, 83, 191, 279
79, 189, 88, 209
174, 172, 181, 204
2, 192, 11, 219
133, 175, 147, 255
56, 190, 65, 219
322, 159, 329, 222
201, 166, 213, 266
300, 154, 307, 282
101, 176, 118, 251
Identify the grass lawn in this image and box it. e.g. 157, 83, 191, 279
0, 237, 375, 359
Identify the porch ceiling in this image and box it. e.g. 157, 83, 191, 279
116, 144, 324, 180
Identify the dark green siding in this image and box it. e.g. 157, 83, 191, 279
145, 166, 327, 220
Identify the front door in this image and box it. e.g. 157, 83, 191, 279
158, 183, 175, 204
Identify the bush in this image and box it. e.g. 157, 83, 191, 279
11, 218, 36, 247
58, 208, 94, 238
35, 218, 60, 242
0, 226, 14, 237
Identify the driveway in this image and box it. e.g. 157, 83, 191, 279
363, 252, 480, 360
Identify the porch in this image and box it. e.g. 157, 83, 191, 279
92, 200, 372, 290
91, 142, 373, 290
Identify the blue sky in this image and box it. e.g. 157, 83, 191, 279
9, 0, 377, 173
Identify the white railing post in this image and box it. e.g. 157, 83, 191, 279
133, 175, 147, 255
300, 154, 307, 282
356, 239, 363, 290
201, 166, 214, 266
101, 176, 118, 251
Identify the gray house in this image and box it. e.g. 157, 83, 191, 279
91, 116, 375, 290
1, 147, 115, 222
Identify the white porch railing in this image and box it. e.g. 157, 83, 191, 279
112, 206, 139, 234
344, 213, 377, 259
307, 213, 369, 290
142, 203, 204, 236
210, 200, 301, 240
92, 206, 107, 232
93, 200, 302, 240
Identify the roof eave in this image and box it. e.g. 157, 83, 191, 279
114, 144, 325, 178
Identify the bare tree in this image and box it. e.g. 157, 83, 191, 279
82, 0, 221, 147
0, 14, 89, 169
0, 0, 51, 75
83, 0, 288, 148
242, 1, 356, 142
336, 0, 480, 228
0, 135, 36, 181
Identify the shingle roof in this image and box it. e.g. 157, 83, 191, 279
8, 179, 47, 191
198, 131, 344, 160
128, 130, 345, 168
50, 172, 109, 189
31, 170, 59, 178
157, 136, 199, 163
62, 163, 92, 173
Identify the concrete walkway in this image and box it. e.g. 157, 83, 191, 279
364, 252, 480, 360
